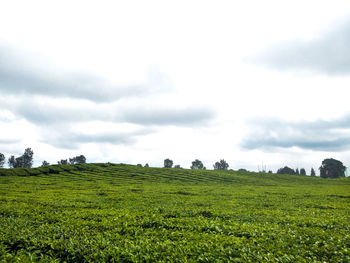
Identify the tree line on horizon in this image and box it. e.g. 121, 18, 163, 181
0, 148, 86, 169
158, 158, 346, 179
0, 149, 347, 178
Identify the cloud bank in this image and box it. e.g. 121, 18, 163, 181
252, 19, 350, 75
0, 44, 216, 151
0, 45, 169, 102
241, 115, 350, 152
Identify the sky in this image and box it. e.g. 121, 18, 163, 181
1, 0, 350, 174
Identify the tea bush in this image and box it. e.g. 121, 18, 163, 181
0, 164, 349, 262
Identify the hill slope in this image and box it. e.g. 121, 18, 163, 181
0, 164, 349, 262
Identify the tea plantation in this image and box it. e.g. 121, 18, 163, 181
0, 163, 349, 262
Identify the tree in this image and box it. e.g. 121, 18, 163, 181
41, 160, 50, 167
191, 159, 205, 170
76, 155, 86, 164
58, 159, 68, 165
8, 148, 34, 168
137, 164, 143, 167
300, 168, 306, 176
213, 159, 229, 170
8, 156, 16, 168
0, 153, 5, 168
164, 158, 173, 168
22, 148, 34, 168
295, 168, 299, 175
277, 166, 295, 175
311, 168, 316, 177
174, 164, 182, 169
144, 163, 149, 168
69, 155, 86, 165
319, 158, 346, 178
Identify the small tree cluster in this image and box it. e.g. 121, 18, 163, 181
58, 155, 86, 165
8, 148, 34, 168
58, 159, 68, 165
277, 166, 295, 175
191, 159, 206, 170
69, 155, 86, 164
41, 160, 50, 167
213, 159, 229, 170
164, 158, 173, 168
0, 153, 5, 168
319, 158, 346, 178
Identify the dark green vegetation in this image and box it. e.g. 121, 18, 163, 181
320, 158, 346, 178
7, 148, 34, 169
0, 164, 349, 262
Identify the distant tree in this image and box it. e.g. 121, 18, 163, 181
137, 164, 143, 167
76, 155, 86, 164
23, 148, 34, 168
311, 168, 316, 177
144, 163, 149, 168
69, 155, 86, 165
8, 156, 16, 168
300, 168, 306, 176
164, 158, 173, 168
41, 160, 50, 167
174, 164, 182, 169
8, 148, 34, 168
58, 159, 68, 165
295, 168, 299, 175
0, 153, 5, 168
213, 159, 229, 170
277, 166, 295, 175
191, 159, 205, 170
319, 158, 346, 178
268, 170, 273, 174
238, 168, 247, 172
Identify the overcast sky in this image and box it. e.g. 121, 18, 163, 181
1, 0, 350, 174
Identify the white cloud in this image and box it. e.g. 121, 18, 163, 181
0, 1, 350, 171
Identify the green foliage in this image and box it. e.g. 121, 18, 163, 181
320, 158, 346, 178
0, 164, 349, 262
163, 158, 173, 168
41, 160, 50, 167
0, 153, 5, 168
277, 166, 295, 175
8, 148, 34, 168
191, 159, 205, 170
57, 159, 68, 165
300, 168, 306, 176
213, 159, 229, 170
69, 155, 87, 164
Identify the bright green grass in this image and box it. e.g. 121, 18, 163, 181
0, 164, 349, 262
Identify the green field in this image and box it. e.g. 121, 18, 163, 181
0, 163, 349, 262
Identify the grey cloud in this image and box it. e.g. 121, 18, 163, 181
4, 97, 215, 127
241, 115, 350, 152
120, 107, 215, 126
251, 20, 350, 75
41, 129, 152, 149
0, 138, 20, 144
12, 100, 113, 124
0, 45, 169, 102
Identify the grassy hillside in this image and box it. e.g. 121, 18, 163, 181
0, 163, 349, 262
